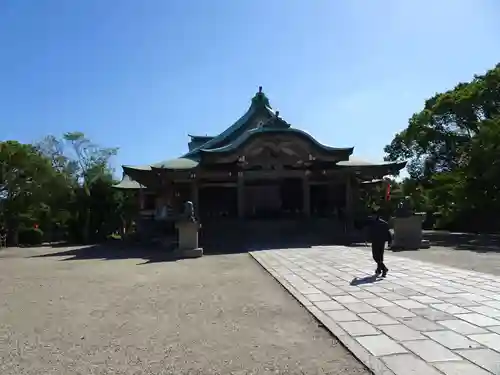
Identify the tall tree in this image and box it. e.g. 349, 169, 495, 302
384, 63, 500, 231
62, 132, 118, 242
0, 141, 60, 244
1, 133, 131, 245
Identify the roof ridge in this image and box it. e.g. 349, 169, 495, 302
188, 134, 214, 139
202, 127, 354, 154
183, 87, 274, 158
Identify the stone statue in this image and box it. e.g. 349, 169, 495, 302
175, 200, 203, 258
391, 195, 429, 250
155, 205, 167, 220
181, 200, 196, 222
395, 196, 413, 218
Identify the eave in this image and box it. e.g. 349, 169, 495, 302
121, 165, 160, 188
200, 127, 354, 156
150, 157, 199, 170
338, 159, 407, 179
112, 174, 144, 190
188, 134, 214, 141
338, 159, 406, 168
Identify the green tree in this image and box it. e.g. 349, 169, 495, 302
36, 132, 122, 243
34, 136, 77, 240
2, 133, 132, 246
0, 141, 61, 244
384, 63, 500, 232
61, 132, 118, 243
115, 189, 139, 236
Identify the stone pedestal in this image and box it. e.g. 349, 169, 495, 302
303, 177, 310, 217
391, 214, 427, 251
237, 175, 245, 218
175, 220, 203, 258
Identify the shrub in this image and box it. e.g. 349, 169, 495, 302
106, 233, 122, 241
19, 227, 44, 246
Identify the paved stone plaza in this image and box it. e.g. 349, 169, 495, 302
251, 246, 500, 375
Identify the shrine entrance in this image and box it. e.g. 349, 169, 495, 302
198, 185, 238, 219
244, 178, 303, 219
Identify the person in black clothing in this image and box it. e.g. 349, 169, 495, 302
368, 213, 392, 277
0, 225, 6, 247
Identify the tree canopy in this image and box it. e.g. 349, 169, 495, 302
1, 133, 136, 245
384, 63, 500, 232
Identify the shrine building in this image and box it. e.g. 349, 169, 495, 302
114, 87, 405, 244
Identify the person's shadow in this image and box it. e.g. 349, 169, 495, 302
350, 275, 380, 286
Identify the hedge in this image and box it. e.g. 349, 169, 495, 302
19, 227, 44, 246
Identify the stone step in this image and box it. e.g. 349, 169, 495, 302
199, 218, 354, 249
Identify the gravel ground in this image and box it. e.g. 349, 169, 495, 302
0, 246, 368, 375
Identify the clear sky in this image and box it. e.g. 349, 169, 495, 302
1, 0, 499, 176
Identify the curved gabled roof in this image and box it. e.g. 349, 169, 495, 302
122, 164, 152, 172
122, 87, 400, 174
337, 157, 406, 169
183, 88, 275, 158
361, 179, 385, 184
151, 157, 200, 170
337, 157, 407, 178
113, 173, 144, 189
188, 134, 214, 140
121, 88, 275, 172
201, 126, 353, 155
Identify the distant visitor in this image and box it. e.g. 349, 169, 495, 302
368, 212, 392, 277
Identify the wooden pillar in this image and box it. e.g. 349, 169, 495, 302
165, 183, 173, 207
191, 180, 199, 218
345, 174, 353, 231
328, 181, 336, 217
139, 188, 145, 210
136, 188, 146, 237
351, 179, 360, 217
237, 173, 245, 218
303, 176, 310, 217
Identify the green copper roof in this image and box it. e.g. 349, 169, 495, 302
202, 126, 353, 155
188, 135, 214, 151
361, 179, 385, 184
251, 86, 271, 107
151, 157, 199, 170
188, 134, 214, 140
113, 174, 144, 189
337, 158, 407, 178
122, 88, 395, 175
337, 158, 406, 168
122, 157, 199, 174
183, 87, 274, 158
123, 88, 277, 172
122, 164, 152, 171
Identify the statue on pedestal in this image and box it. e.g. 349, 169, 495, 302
180, 200, 196, 223
175, 200, 202, 258
395, 196, 413, 218
391, 196, 427, 250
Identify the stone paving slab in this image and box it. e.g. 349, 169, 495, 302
250, 246, 500, 375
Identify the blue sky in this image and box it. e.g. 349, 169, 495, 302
1, 0, 499, 176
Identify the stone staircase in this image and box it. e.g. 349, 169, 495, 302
199, 218, 354, 252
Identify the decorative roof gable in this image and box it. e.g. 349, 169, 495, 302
183, 86, 274, 157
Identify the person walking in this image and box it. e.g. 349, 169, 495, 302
368, 213, 392, 277
0, 225, 7, 248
